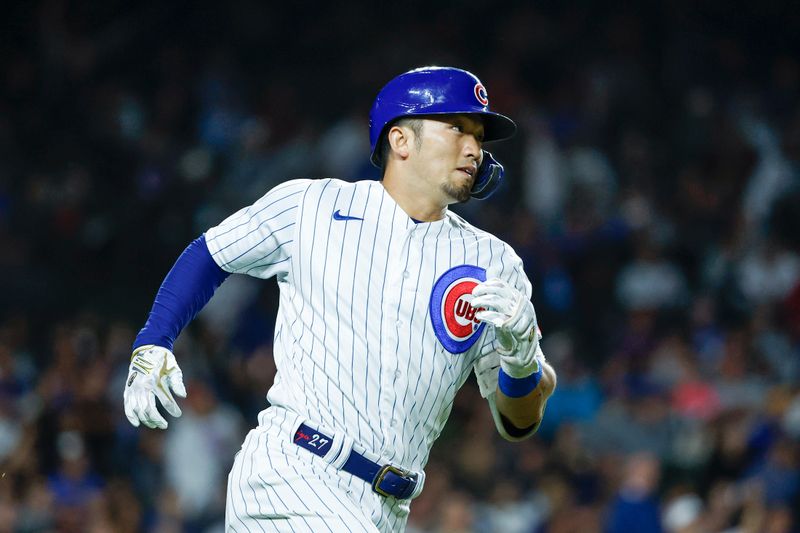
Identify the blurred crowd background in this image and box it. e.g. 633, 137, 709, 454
1, 1, 800, 532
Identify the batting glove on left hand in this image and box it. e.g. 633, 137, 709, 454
123, 345, 186, 429
472, 278, 541, 377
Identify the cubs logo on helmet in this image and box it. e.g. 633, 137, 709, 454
474, 83, 489, 106
429, 265, 487, 354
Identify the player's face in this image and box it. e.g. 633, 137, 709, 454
413, 115, 484, 203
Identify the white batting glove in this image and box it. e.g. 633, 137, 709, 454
472, 278, 541, 378
123, 345, 186, 429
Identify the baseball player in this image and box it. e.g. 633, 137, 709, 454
124, 66, 556, 532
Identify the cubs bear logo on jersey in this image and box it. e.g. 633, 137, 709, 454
429, 265, 487, 353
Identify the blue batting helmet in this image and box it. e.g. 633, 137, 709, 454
369, 66, 517, 167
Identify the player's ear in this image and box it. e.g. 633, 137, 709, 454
387, 125, 411, 160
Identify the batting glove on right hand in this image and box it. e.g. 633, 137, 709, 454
472, 278, 541, 378
123, 345, 186, 429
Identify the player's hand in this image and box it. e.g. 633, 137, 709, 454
123, 345, 186, 429
471, 278, 541, 377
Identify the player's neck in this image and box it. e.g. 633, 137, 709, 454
381, 172, 448, 222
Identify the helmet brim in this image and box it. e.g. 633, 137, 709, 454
480, 111, 517, 143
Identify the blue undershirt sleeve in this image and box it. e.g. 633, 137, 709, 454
133, 234, 231, 352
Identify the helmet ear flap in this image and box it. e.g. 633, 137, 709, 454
471, 150, 504, 200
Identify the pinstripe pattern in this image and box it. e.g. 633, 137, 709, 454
210, 178, 530, 531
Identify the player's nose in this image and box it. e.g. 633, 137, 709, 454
463, 134, 481, 161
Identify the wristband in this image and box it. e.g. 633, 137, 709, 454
498, 366, 542, 398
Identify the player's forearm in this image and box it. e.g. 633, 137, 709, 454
495, 360, 556, 430
133, 234, 230, 351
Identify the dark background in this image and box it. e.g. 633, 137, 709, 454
1, 1, 799, 531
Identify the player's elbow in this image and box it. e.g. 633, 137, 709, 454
500, 413, 541, 441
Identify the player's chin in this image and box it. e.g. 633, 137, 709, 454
442, 180, 472, 203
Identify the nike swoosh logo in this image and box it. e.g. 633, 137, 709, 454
333, 209, 363, 221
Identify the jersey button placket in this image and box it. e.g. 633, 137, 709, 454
378, 226, 412, 453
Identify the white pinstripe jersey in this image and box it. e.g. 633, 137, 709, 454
205, 178, 533, 475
